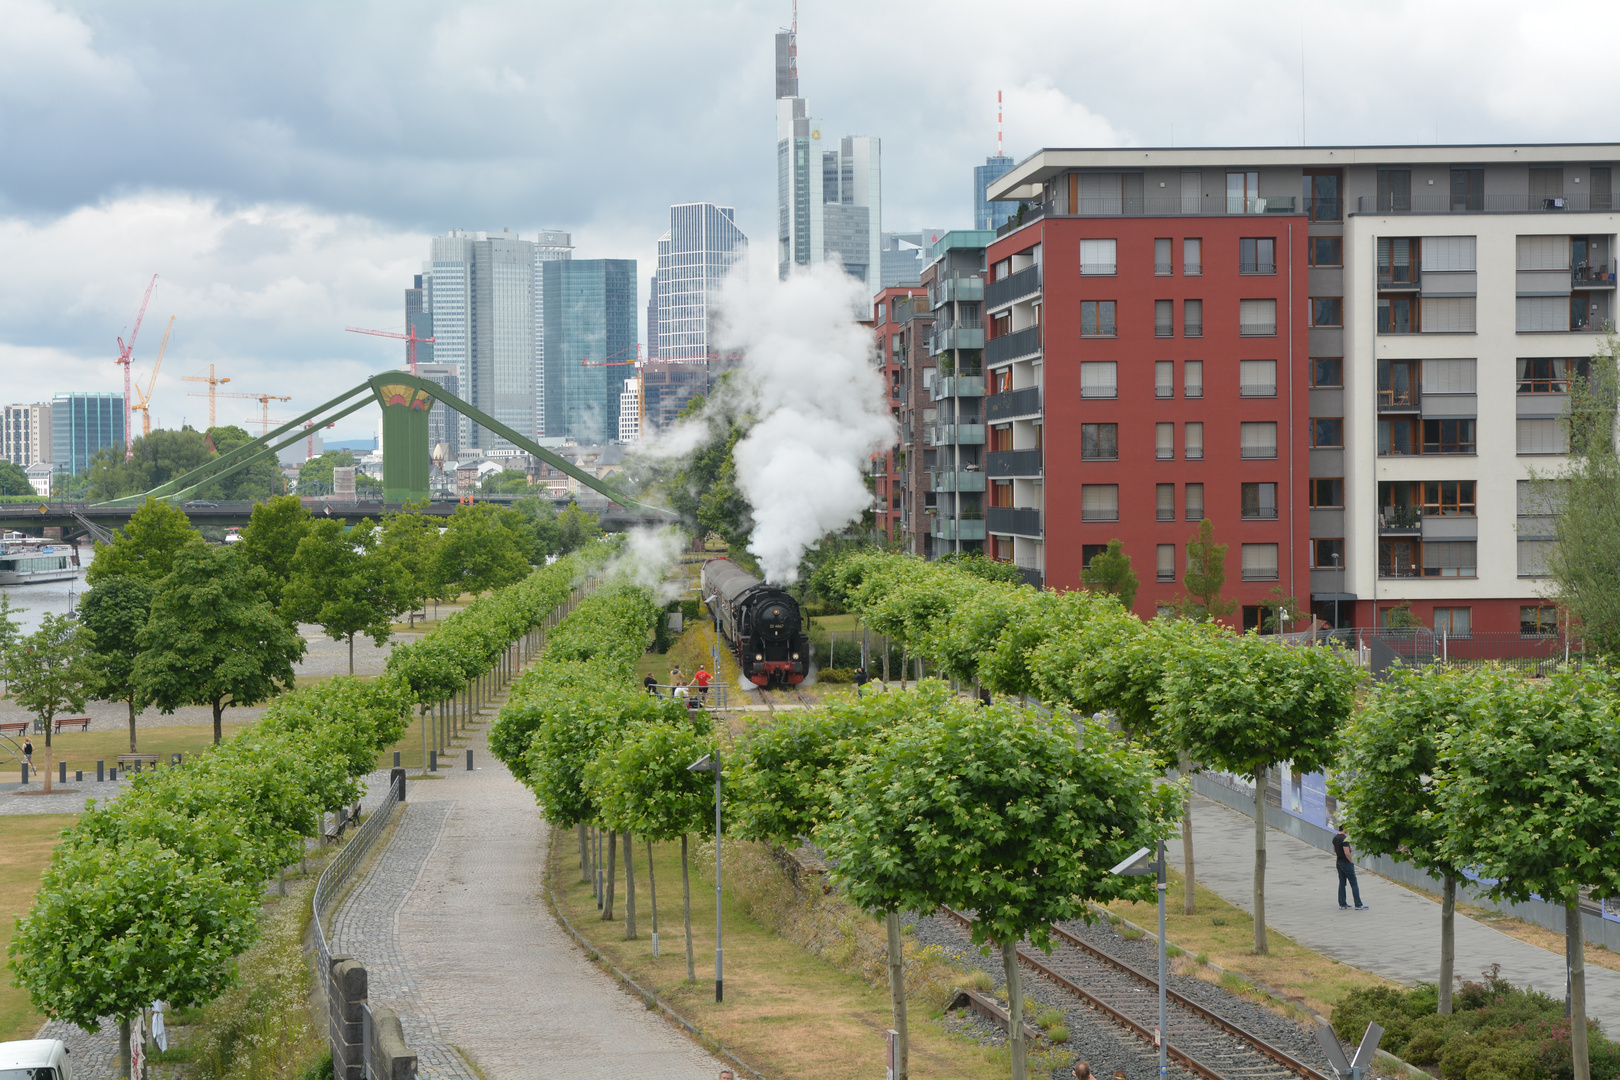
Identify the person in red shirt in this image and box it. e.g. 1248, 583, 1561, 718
693, 666, 712, 700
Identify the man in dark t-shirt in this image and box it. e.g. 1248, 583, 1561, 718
1333, 827, 1367, 910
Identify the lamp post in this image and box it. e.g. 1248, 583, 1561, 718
688, 751, 723, 1002
1113, 842, 1168, 1078
1331, 552, 1342, 632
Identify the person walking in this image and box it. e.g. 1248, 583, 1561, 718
643, 672, 660, 698
22, 737, 33, 780
853, 666, 869, 697
693, 665, 712, 701
1333, 826, 1368, 910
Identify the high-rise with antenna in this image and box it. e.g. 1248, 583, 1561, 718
974, 89, 1018, 231
774, 1, 882, 308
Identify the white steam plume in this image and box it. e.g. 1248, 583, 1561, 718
603, 525, 687, 601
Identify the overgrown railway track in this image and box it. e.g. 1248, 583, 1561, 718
939, 907, 1332, 1080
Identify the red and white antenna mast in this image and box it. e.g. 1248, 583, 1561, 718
997, 89, 1004, 157
789, 0, 798, 82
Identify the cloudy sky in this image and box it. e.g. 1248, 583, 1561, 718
1, 0, 1614, 441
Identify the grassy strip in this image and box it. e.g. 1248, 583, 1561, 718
0, 816, 78, 1041
13, 724, 250, 774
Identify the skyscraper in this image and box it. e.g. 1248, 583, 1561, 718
405, 274, 435, 369
655, 202, 747, 360
774, 14, 881, 300
532, 231, 573, 437
52, 393, 124, 475
975, 155, 1018, 231
880, 229, 945, 288
542, 259, 638, 444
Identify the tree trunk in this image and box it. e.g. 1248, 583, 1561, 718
602, 829, 617, 920
1253, 765, 1268, 955
682, 834, 695, 982
128, 694, 139, 753
213, 698, 224, 745
120, 1017, 131, 1080
348, 632, 355, 675
1569, 897, 1590, 1080
1002, 939, 1027, 1080
578, 822, 589, 882
900, 649, 908, 690
646, 837, 659, 956
623, 830, 638, 939
886, 911, 909, 1080
1439, 874, 1456, 1015
1180, 754, 1196, 915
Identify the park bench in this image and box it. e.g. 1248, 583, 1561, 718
323, 800, 365, 842
54, 717, 91, 734
117, 752, 161, 774
0, 721, 28, 738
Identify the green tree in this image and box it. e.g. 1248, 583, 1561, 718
1336, 665, 1479, 1015
1160, 630, 1359, 954
631, 390, 753, 558
6, 613, 95, 793
935, 550, 1024, 586
0, 593, 20, 690
1176, 518, 1235, 622
0, 460, 31, 497
1080, 538, 1139, 608
436, 503, 532, 598
84, 428, 212, 502
555, 503, 603, 555
203, 425, 282, 500
282, 519, 407, 674
78, 576, 157, 754
234, 494, 312, 607
378, 508, 443, 626
1435, 667, 1620, 1080
479, 469, 533, 494
134, 544, 306, 744
85, 497, 205, 587
296, 449, 356, 494
824, 689, 1179, 1080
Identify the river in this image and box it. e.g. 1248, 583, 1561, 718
1, 540, 93, 635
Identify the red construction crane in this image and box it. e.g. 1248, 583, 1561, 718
578, 344, 644, 367
304, 420, 336, 460
345, 324, 435, 375
116, 275, 158, 460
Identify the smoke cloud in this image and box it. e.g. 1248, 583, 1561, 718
603, 525, 687, 601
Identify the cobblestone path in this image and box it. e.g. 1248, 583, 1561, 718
331, 724, 726, 1080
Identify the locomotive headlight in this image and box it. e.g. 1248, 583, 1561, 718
755, 653, 763, 661
792, 652, 799, 660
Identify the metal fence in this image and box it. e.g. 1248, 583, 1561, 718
313, 771, 405, 1001
1277, 626, 1578, 679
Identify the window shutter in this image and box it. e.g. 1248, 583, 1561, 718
1241, 421, 1278, 457
1185, 422, 1204, 458
1241, 543, 1279, 580
1516, 296, 1567, 332
1081, 485, 1119, 521
1518, 539, 1554, 577
1240, 360, 1277, 396
1421, 236, 1477, 271
1516, 235, 1569, 271
1421, 358, 1477, 394
1081, 362, 1117, 397
1516, 417, 1568, 454
1421, 297, 1476, 333
1423, 541, 1477, 576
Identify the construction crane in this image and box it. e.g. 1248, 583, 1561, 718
577, 344, 644, 367
182, 364, 231, 427
128, 316, 175, 446
304, 420, 336, 460
115, 275, 158, 458
190, 390, 291, 434
345, 324, 435, 375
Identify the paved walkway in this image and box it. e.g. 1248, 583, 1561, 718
1173, 792, 1620, 1032
330, 722, 726, 1080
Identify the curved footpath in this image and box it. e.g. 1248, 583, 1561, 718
328, 723, 726, 1080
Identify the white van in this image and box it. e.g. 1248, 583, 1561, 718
0, 1039, 72, 1080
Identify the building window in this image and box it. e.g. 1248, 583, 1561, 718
1184, 299, 1203, 338
1157, 544, 1175, 582
1379, 296, 1417, 334
1379, 418, 1418, 456
1308, 237, 1343, 267
1241, 421, 1278, 458
1521, 605, 1559, 635
991, 480, 1014, 508
1240, 299, 1277, 336
1519, 357, 1590, 393
1421, 480, 1476, 516
1240, 237, 1277, 274
1155, 300, 1174, 337
1082, 485, 1119, 522
1080, 239, 1118, 275
1155, 238, 1173, 276
1227, 171, 1261, 214
1309, 297, 1343, 327
1516, 296, 1567, 333
1312, 538, 1344, 568
1240, 359, 1278, 397
1241, 543, 1280, 581
1309, 477, 1344, 507
1241, 482, 1278, 520
1155, 361, 1174, 398
1450, 168, 1484, 212
1378, 168, 1412, 212
1082, 423, 1119, 460
1082, 544, 1109, 566
1434, 607, 1472, 638
1183, 361, 1204, 398
1183, 238, 1202, 276
1311, 356, 1343, 387
1516, 417, 1568, 455
1377, 237, 1417, 285
1157, 483, 1175, 521
1081, 301, 1117, 337
1155, 422, 1174, 460
1185, 422, 1204, 460
1304, 171, 1342, 220
1310, 417, 1344, 448
1423, 418, 1475, 455
1081, 362, 1118, 398
1185, 483, 1205, 521
1423, 541, 1477, 578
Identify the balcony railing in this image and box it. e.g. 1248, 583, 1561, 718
926, 424, 986, 447
1357, 193, 1618, 214
985, 385, 1042, 421
930, 517, 987, 542
1378, 388, 1420, 411
929, 470, 986, 493
937, 273, 985, 305
1240, 320, 1278, 337
932, 326, 984, 353
986, 264, 1042, 309
987, 449, 1042, 477
931, 375, 986, 401
996, 195, 1303, 224
1573, 264, 1618, 288
1240, 261, 1277, 275
987, 506, 1042, 537
995, 202, 1047, 237
1304, 197, 1342, 222
1379, 505, 1422, 532
985, 325, 1041, 364
1154, 261, 1173, 275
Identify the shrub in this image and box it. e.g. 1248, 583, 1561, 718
817, 667, 856, 684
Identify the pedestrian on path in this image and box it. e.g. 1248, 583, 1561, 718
644, 672, 660, 698
669, 664, 683, 688
22, 737, 33, 778
1333, 826, 1368, 910
854, 666, 869, 696
694, 665, 712, 700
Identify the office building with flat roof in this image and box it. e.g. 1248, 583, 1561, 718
654, 203, 747, 360
975, 155, 1018, 232
52, 392, 124, 475
542, 259, 638, 444
2, 402, 52, 467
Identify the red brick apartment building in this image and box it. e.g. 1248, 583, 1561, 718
870, 286, 929, 546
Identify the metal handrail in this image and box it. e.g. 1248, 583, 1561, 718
313, 772, 405, 998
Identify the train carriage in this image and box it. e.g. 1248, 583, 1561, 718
700, 558, 811, 687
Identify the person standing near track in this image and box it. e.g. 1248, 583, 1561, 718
1333, 825, 1368, 910
694, 665, 712, 701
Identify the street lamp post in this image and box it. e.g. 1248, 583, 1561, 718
1331, 552, 1342, 631
1113, 842, 1169, 1078
688, 751, 723, 1002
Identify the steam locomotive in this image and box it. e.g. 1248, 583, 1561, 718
701, 558, 811, 687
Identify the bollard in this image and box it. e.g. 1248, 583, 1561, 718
466, 748, 473, 771
18, 762, 24, 785
97, 760, 105, 782
393, 751, 401, 769
429, 749, 437, 772
109, 768, 117, 782
75, 770, 83, 782
60, 761, 67, 783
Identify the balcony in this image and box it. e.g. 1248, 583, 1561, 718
937, 272, 985, 305
1240, 261, 1277, 275
932, 375, 986, 401
929, 470, 986, 493
1378, 387, 1420, 412
1240, 320, 1277, 337
986, 449, 1043, 477
1304, 197, 1342, 222
1356, 193, 1619, 214
985, 264, 1041, 309
932, 326, 984, 353
927, 424, 985, 447
1226, 196, 1297, 215
1377, 270, 1421, 291
986, 325, 1041, 364
1378, 505, 1422, 534
930, 517, 987, 542
1573, 264, 1617, 289
985, 385, 1042, 421
995, 203, 1046, 237
987, 506, 1043, 537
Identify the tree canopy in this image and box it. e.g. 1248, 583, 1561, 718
0, 460, 32, 497
78, 575, 158, 753
86, 497, 205, 587
1080, 538, 1139, 609
282, 518, 407, 673
234, 494, 313, 607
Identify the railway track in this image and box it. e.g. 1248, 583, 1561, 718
939, 907, 1332, 1080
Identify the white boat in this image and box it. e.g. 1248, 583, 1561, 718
0, 532, 81, 586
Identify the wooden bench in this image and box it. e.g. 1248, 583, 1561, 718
0, 721, 28, 738
54, 717, 91, 734
117, 752, 161, 774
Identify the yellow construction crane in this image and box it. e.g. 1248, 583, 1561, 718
181, 364, 231, 427
128, 315, 174, 452
190, 390, 291, 434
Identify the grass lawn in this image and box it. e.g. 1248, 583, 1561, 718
0, 815, 78, 1041
550, 833, 1030, 1080
377, 709, 483, 771
25, 723, 251, 775
1102, 870, 1389, 1019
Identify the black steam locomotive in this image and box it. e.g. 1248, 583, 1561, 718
701, 558, 811, 687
